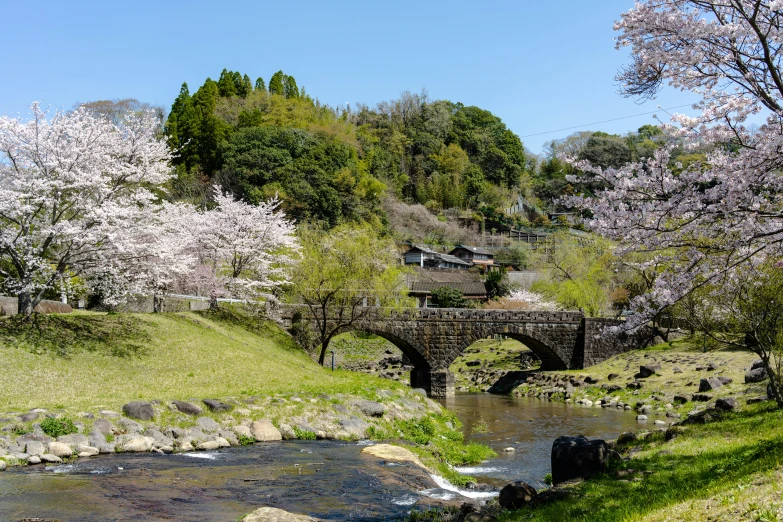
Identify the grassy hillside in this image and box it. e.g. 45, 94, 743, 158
503, 403, 783, 522
0, 309, 405, 412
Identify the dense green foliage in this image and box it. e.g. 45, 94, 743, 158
40, 417, 78, 438
432, 286, 470, 308
164, 71, 533, 229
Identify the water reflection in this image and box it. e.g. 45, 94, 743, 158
440, 394, 641, 487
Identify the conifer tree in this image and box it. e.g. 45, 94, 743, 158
217, 69, 237, 97
255, 77, 266, 92
284, 75, 299, 99
238, 74, 253, 98
268, 70, 285, 96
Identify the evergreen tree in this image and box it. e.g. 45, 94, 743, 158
217, 69, 237, 97
255, 77, 266, 92
284, 75, 299, 99
238, 74, 253, 98
269, 70, 285, 96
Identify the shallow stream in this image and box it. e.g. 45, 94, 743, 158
0, 394, 642, 521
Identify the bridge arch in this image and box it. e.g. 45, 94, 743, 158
332, 326, 434, 394
456, 327, 570, 371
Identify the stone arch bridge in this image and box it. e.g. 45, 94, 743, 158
278, 307, 643, 398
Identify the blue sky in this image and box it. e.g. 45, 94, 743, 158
0, 0, 699, 155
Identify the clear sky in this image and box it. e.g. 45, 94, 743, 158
0, 0, 700, 155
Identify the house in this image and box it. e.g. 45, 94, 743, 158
403, 245, 472, 269
449, 245, 494, 267
409, 281, 487, 308
405, 267, 486, 307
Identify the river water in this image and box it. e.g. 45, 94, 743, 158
0, 394, 641, 521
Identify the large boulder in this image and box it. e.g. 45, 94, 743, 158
745, 367, 768, 383
122, 436, 154, 452
92, 418, 114, 435
196, 417, 221, 433
338, 417, 369, 439
243, 507, 321, 522
47, 442, 73, 457
57, 434, 88, 448
715, 397, 739, 411
638, 364, 661, 378
353, 400, 385, 418
25, 441, 45, 457
172, 400, 203, 416
699, 377, 723, 392
551, 435, 610, 485
203, 399, 233, 413
122, 401, 154, 421
498, 481, 537, 509
250, 420, 282, 442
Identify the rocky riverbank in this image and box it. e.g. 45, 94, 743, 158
506, 341, 769, 424
0, 387, 445, 469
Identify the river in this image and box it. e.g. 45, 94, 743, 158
0, 394, 642, 521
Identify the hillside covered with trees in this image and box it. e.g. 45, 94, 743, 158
164, 69, 535, 232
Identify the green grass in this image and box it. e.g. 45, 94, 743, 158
0, 309, 407, 411
515, 334, 763, 418
450, 337, 537, 391
501, 403, 783, 522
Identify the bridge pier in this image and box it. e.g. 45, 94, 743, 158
430, 370, 455, 399
410, 368, 454, 398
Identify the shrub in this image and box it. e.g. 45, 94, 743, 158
40, 417, 77, 438
292, 426, 317, 440
238, 434, 255, 446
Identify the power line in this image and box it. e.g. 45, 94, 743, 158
519, 103, 697, 138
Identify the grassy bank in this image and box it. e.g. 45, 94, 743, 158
513, 335, 764, 420
0, 309, 407, 412
0, 309, 493, 487
502, 402, 783, 521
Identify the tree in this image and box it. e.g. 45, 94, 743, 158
193, 189, 298, 306
290, 225, 410, 365
283, 75, 299, 99
0, 103, 172, 316
530, 233, 614, 317
217, 68, 237, 97
681, 262, 783, 407
269, 70, 285, 96
484, 269, 511, 300
565, 0, 783, 401
431, 286, 469, 308
238, 74, 253, 98
78, 98, 165, 127
567, 0, 783, 315
255, 77, 266, 92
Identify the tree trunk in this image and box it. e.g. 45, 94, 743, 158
153, 294, 163, 313
209, 290, 219, 310
17, 291, 33, 317
318, 341, 328, 366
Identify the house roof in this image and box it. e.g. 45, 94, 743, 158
436, 253, 472, 266
409, 281, 487, 297
405, 244, 438, 255
450, 245, 493, 256
408, 267, 482, 284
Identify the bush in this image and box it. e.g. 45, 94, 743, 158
292, 426, 317, 440
238, 434, 255, 446
40, 417, 77, 438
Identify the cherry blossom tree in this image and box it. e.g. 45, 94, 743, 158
566, 0, 783, 322
564, 0, 783, 401
191, 189, 298, 307
0, 103, 173, 316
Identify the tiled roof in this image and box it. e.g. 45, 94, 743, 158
408, 267, 482, 283
450, 245, 493, 256
409, 281, 487, 296
436, 253, 472, 266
